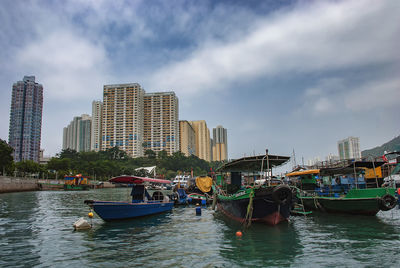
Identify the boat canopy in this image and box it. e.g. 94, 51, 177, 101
286, 169, 320, 177
195, 176, 213, 193
109, 175, 171, 184
218, 154, 290, 172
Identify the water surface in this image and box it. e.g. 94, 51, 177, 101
1, 188, 400, 267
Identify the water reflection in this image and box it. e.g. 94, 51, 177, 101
214, 212, 301, 267
0, 191, 41, 267
1, 189, 400, 267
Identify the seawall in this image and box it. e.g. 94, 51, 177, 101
0, 176, 40, 194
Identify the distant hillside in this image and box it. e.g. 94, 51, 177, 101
361, 135, 400, 158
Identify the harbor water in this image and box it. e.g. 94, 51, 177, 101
1, 188, 400, 267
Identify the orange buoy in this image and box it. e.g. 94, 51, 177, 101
236, 231, 243, 237
88, 212, 94, 218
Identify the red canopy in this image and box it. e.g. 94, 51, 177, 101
109, 175, 171, 184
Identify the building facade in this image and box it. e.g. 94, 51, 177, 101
338, 136, 361, 160
143, 92, 179, 155
189, 120, 211, 161
91, 100, 103, 151
179, 120, 196, 157
102, 83, 145, 157
62, 114, 92, 152
9, 76, 43, 162
212, 125, 228, 161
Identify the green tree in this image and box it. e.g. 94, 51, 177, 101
144, 149, 156, 159
0, 139, 14, 175
16, 160, 41, 177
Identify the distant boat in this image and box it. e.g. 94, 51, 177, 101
171, 175, 191, 188
213, 153, 295, 226
64, 174, 90, 190
84, 176, 174, 221
286, 161, 397, 215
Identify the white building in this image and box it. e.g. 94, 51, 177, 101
338, 136, 361, 160
91, 100, 103, 151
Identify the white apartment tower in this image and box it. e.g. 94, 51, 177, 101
91, 100, 103, 151
62, 114, 92, 152
102, 83, 145, 157
338, 136, 361, 160
144, 92, 179, 155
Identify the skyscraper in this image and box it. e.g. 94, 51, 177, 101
91, 100, 102, 151
179, 120, 196, 156
102, 83, 145, 157
212, 125, 228, 161
189, 120, 211, 161
143, 92, 179, 155
62, 114, 92, 152
338, 136, 361, 160
9, 76, 43, 162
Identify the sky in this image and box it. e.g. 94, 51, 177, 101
0, 0, 399, 169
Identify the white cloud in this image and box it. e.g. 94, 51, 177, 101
15, 30, 109, 100
148, 0, 400, 98
345, 77, 400, 111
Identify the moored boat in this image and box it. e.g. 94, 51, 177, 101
214, 152, 295, 226
287, 162, 398, 215
64, 174, 90, 190
84, 176, 174, 221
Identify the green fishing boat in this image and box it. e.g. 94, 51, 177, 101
287, 161, 397, 216
213, 153, 295, 226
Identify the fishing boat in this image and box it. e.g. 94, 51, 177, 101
186, 176, 214, 204
213, 152, 295, 226
287, 161, 398, 215
84, 176, 174, 221
64, 174, 90, 190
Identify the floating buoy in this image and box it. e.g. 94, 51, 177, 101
88, 212, 94, 218
195, 204, 201, 216
397, 188, 400, 195
73, 217, 92, 230
236, 231, 243, 237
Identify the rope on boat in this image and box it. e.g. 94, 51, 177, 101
243, 188, 254, 228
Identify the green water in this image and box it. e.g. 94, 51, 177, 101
1, 188, 400, 267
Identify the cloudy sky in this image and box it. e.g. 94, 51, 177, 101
0, 0, 399, 167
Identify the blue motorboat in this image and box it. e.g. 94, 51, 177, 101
84, 176, 174, 221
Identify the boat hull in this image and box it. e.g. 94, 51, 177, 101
300, 197, 381, 216
299, 188, 397, 216
217, 187, 293, 226
86, 201, 174, 221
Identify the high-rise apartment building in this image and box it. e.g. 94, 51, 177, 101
338, 136, 361, 160
179, 120, 196, 156
143, 92, 179, 155
9, 76, 43, 162
212, 125, 228, 161
91, 100, 102, 151
102, 83, 144, 157
189, 120, 211, 161
63, 114, 92, 152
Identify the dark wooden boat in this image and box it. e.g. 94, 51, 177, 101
214, 152, 295, 226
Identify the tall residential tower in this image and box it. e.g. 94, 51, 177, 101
102, 83, 145, 157
212, 125, 228, 161
91, 100, 103, 151
9, 76, 43, 162
143, 92, 179, 155
338, 136, 361, 160
62, 114, 92, 152
189, 120, 211, 162
179, 120, 196, 156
